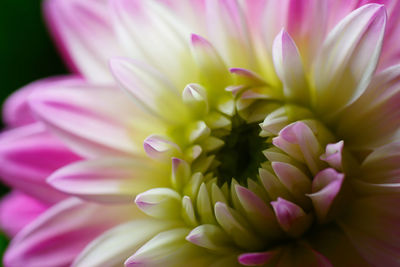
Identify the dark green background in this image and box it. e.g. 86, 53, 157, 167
0, 0, 68, 263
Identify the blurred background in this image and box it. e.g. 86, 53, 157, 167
0, 0, 68, 263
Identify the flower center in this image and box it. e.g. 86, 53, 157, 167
214, 117, 268, 185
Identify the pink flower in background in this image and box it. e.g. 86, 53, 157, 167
1, 0, 400, 266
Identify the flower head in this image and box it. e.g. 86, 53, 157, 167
1, 0, 400, 266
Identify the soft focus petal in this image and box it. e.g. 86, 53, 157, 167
0, 123, 79, 203
48, 157, 169, 204
44, 0, 120, 81
73, 220, 178, 267
4, 198, 138, 267
29, 84, 158, 158
0, 191, 49, 237
313, 4, 386, 116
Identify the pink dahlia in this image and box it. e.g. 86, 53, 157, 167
1, 0, 400, 266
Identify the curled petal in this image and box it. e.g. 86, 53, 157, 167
143, 135, 181, 161
271, 198, 312, 237
320, 141, 344, 171
135, 188, 181, 219
307, 168, 345, 222
238, 250, 280, 266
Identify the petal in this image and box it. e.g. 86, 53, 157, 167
109, 57, 189, 123
135, 188, 181, 219
29, 84, 157, 158
48, 157, 169, 204
339, 195, 400, 266
2, 76, 83, 128
234, 185, 282, 239
313, 4, 386, 116
205, 0, 255, 68
73, 219, 178, 267
125, 228, 211, 266
186, 224, 231, 252
0, 123, 79, 203
307, 168, 345, 222
44, 0, 119, 81
337, 64, 400, 148
361, 141, 400, 183
320, 141, 344, 171
109, 0, 196, 88
238, 250, 280, 266
214, 202, 263, 250
0, 191, 49, 237
4, 198, 138, 267
270, 198, 312, 237
272, 29, 309, 104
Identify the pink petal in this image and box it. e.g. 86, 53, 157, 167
307, 168, 345, 222
320, 141, 344, 171
0, 123, 79, 203
47, 157, 169, 204
272, 29, 309, 104
143, 135, 181, 161
270, 197, 312, 237
238, 250, 280, 266
29, 84, 153, 158
109, 0, 196, 88
361, 141, 400, 183
109, 57, 188, 123
44, 0, 119, 81
2, 76, 83, 128
0, 191, 49, 237
205, 0, 254, 68
337, 64, 400, 148
4, 198, 137, 267
339, 195, 400, 266
73, 219, 178, 267
314, 4, 387, 116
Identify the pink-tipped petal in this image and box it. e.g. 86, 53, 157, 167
272, 29, 309, 104
44, 0, 119, 81
0, 123, 79, 203
238, 250, 280, 266
48, 157, 168, 204
73, 220, 178, 267
320, 141, 344, 171
271, 197, 312, 237
29, 85, 152, 158
4, 198, 137, 267
109, 57, 188, 123
205, 0, 254, 68
0, 191, 49, 237
314, 4, 387, 116
143, 135, 181, 161
307, 168, 345, 221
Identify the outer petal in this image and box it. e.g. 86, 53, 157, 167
29, 84, 159, 158
125, 228, 212, 266
361, 141, 400, 183
339, 195, 400, 266
4, 198, 138, 267
313, 4, 386, 116
2, 77, 83, 128
0, 191, 49, 237
336, 64, 400, 148
44, 0, 120, 81
48, 157, 170, 204
109, 57, 189, 124
109, 0, 197, 88
205, 0, 255, 68
73, 220, 178, 267
0, 123, 79, 203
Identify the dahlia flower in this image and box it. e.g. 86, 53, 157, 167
1, 0, 400, 266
